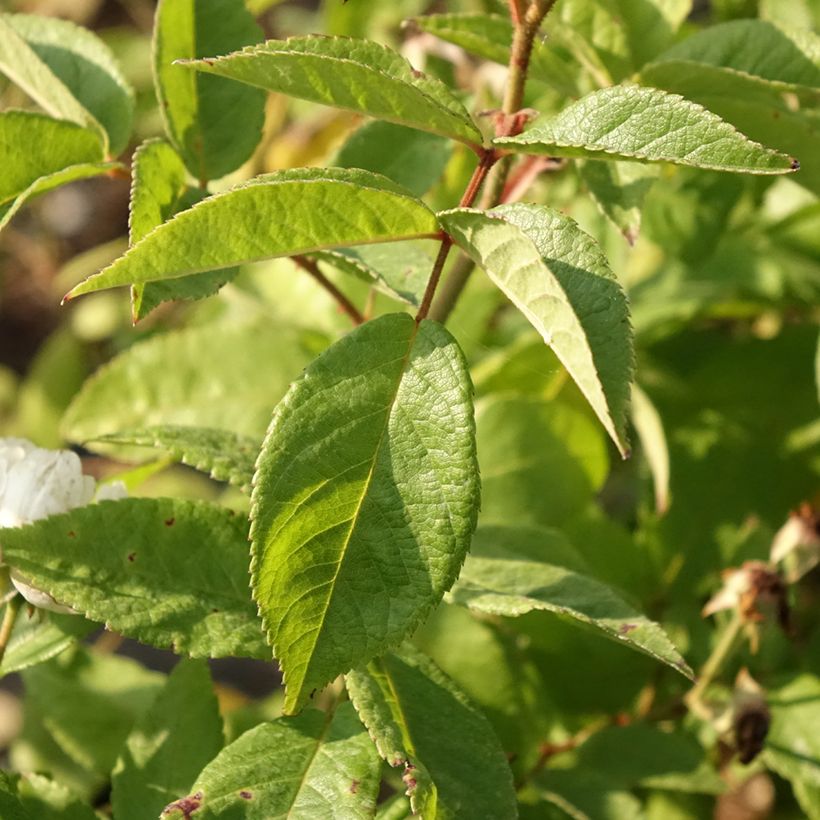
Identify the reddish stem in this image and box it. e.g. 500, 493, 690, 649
293, 255, 365, 326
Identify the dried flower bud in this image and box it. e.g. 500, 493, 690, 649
703, 560, 789, 632
770, 502, 820, 583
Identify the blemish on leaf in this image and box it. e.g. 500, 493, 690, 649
349, 780, 360, 794
127, 552, 137, 562
790, 157, 801, 170
239, 790, 253, 800
165, 517, 176, 527
161, 791, 203, 818
618, 623, 637, 635
211, 607, 219, 613
67, 531, 76, 538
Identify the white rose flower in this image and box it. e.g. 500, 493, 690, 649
0, 437, 126, 613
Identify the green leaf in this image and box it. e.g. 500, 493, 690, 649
91, 426, 258, 493
534, 769, 644, 820
578, 160, 657, 245
153, 0, 266, 182
631, 384, 671, 515
162, 702, 380, 819
251, 313, 479, 713
650, 19, 820, 91
62, 319, 320, 448
765, 674, 820, 819
111, 660, 224, 820
16, 774, 98, 820
183, 35, 484, 147
0, 771, 30, 820
0, 111, 103, 204
440, 204, 634, 455
477, 395, 609, 528
0, 13, 134, 154
333, 119, 452, 198
0, 609, 94, 678
65, 168, 440, 299
0, 498, 268, 659
22, 647, 164, 776
346, 644, 517, 819
314, 240, 437, 306
129, 139, 238, 321
496, 85, 798, 174
448, 525, 692, 677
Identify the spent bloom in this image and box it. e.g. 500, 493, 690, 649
0, 437, 126, 612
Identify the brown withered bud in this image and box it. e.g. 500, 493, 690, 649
732, 669, 771, 765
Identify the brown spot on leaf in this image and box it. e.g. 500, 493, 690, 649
349, 780, 359, 795
165, 517, 175, 527
127, 552, 136, 562
162, 791, 203, 818
618, 623, 637, 635
67, 531, 76, 538
239, 790, 252, 800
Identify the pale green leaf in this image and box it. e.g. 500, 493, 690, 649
440, 204, 634, 454
183, 35, 484, 147
22, 647, 164, 776
251, 313, 479, 713
91, 426, 258, 492
0, 499, 268, 659
0, 609, 94, 678
129, 139, 238, 321
765, 674, 820, 819
62, 319, 321, 448
112, 660, 224, 820
65, 168, 440, 299
16, 774, 98, 820
346, 644, 517, 819
154, 0, 266, 181
578, 160, 658, 245
631, 384, 671, 515
477, 395, 609, 527
333, 119, 452, 197
448, 525, 692, 677
651, 19, 820, 91
411, 13, 580, 97
0, 111, 103, 204
0, 13, 134, 154
162, 703, 380, 819
314, 240, 437, 306
496, 85, 798, 174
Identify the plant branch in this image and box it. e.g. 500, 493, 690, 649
429, 0, 557, 323
416, 148, 499, 323
293, 255, 365, 326
0, 594, 21, 665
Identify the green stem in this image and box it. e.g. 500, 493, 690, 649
0, 594, 21, 666
685, 613, 745, 719
429, 0, 557, 323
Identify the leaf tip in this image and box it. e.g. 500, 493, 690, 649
789, 157, 800, 171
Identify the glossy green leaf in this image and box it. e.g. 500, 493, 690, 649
651, 19, 820, 91
62, 319, 320, 448
162, 703, 380, 819
153, 0, 265, 181
476, 395, 609, 528
346, 644, 517, 819
766, 674, 820, 819
314, 240, 436, 306
0, 609, 94, 678
65, 168, 440, 299
183, 35, 484, 147
440, 204, 634, 454
0, 112, 102, 204
0, 13, 134, 154
579, 160, 658, 245
91, 426, 258, 493
112, 660, 224, 820
496, 85, 798, 174
0, 499, 268, 659
22, 648, 164, 776
251, 313, 479, 713
448, 526, 692, 677
129, 139, 238, 320
334, 119, 452, 198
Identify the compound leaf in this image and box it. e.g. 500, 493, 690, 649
251, 313, 479, 713
0, 498, 268, 659
65, 168, 440, 299
346, 644, 516, 819
162, 703, 380, 819
496, 85, 798, 174
183, 35, 484, 147
440, 204, 634, 456
153, 0, 266, 181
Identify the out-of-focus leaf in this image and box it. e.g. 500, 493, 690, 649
16, 774, 98, 820
631, 384, 671, 515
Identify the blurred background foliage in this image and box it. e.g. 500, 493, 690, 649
0, 0, 818, 818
